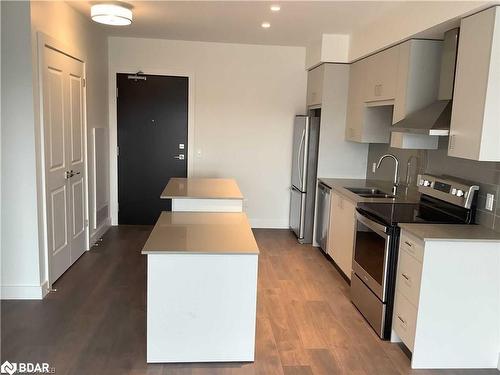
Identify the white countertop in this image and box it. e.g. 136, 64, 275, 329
399, 223, 500, 242
142, 211, 259, 255
161, 178, 244, 200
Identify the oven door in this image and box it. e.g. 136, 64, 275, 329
352, 209, 391, 302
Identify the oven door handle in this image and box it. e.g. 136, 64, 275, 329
355, 210, 389, 237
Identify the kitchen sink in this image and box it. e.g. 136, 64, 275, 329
345, 187, 395, 199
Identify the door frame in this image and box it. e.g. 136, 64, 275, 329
35, 32, 90, 288
109, 67, 195, 225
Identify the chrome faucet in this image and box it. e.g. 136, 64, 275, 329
405, 155, 419, 187
377, 154, 400, 195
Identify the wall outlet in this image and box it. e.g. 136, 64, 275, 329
485, 193, 494, 211
372, 163, 377, 174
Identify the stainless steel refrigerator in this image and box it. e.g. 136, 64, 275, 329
289, 115, 320, 244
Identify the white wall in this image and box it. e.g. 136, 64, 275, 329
349, 1, 491, 61
1, 1, 42, 299
305, 34, 350, 69
0, 1, 109, 299
109, 37, 307, 228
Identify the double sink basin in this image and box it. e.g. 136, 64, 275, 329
345, 187, 395, 199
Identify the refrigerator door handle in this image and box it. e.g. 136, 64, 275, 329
297, 129, 305, 189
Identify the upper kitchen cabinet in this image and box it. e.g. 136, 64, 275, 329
364, 45, 400, 103
392, 40, 443, 124
346, 59, 394, 143
346, 40, 442, 144
306, 64, 325, 107
449, 6, 500, 161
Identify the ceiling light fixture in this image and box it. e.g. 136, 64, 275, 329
261, 22, 271, 28
91, 4, 133, 26
270, 5, 281, 12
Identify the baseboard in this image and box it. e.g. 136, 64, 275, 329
248, 218, 289, 229
90, 218, 111, 247
1, 281, 48, 300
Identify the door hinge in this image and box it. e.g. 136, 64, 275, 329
85, 219, 89, 227
83, 78, 86, 88
117, 146, 119, 156
116, 87, 118, 98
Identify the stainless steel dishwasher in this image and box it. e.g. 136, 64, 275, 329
315, 182, 331, 252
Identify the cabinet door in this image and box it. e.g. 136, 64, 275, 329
393, 40, 442, 124
326, 192, 341, 255
449, 6, 500, 161
345, 60, 365, 142
364, 45, 399, 102
328, 191, 356, 279
307, 65, 324, 106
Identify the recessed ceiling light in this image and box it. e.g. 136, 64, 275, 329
270, 5, 281, 12
91, 4, 133, 26
261, 22, 271, 28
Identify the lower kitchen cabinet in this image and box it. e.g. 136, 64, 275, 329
327, 191, 356, 279
391, 229, 500, 369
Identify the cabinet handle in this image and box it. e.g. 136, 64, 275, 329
397, 315, 406, 325
404, 241, 412, 247
449, 134, 456, 151
402, 273, 410, 281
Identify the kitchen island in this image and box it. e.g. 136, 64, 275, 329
161, 177, 244, 212
142, 211, 259, 363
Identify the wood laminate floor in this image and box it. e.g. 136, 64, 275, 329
1, 227, 498, 375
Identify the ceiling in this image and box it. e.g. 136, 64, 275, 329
69, 1, 407, 47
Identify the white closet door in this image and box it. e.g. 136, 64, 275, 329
42, 46, 86, 283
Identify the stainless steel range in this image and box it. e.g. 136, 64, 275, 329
350, 174, 479, 339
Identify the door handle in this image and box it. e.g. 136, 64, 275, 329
65, 170, 81, 179
174, 154, 185, 160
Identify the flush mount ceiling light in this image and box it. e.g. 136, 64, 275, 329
91, 4, 133, 26
261, 22, 271, 28
270, 5, 281, 12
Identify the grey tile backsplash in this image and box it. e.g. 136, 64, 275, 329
366, 138, 500, 232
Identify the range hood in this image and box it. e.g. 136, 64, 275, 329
392, 28, 458, 136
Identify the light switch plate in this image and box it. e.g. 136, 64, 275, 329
485, 193, 494, 211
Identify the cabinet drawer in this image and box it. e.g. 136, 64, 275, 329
393, 291, 417, 352
399, 232, 424, 262
397, 249, 422, 307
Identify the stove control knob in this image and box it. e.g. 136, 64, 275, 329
423, 180, 431, 187
456, 189, 465, 197
451, 188, 457, 195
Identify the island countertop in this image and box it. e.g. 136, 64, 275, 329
160, 178, 244, 200
142, 211, 259, 255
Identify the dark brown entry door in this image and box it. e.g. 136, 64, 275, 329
117, 74, 188, 224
